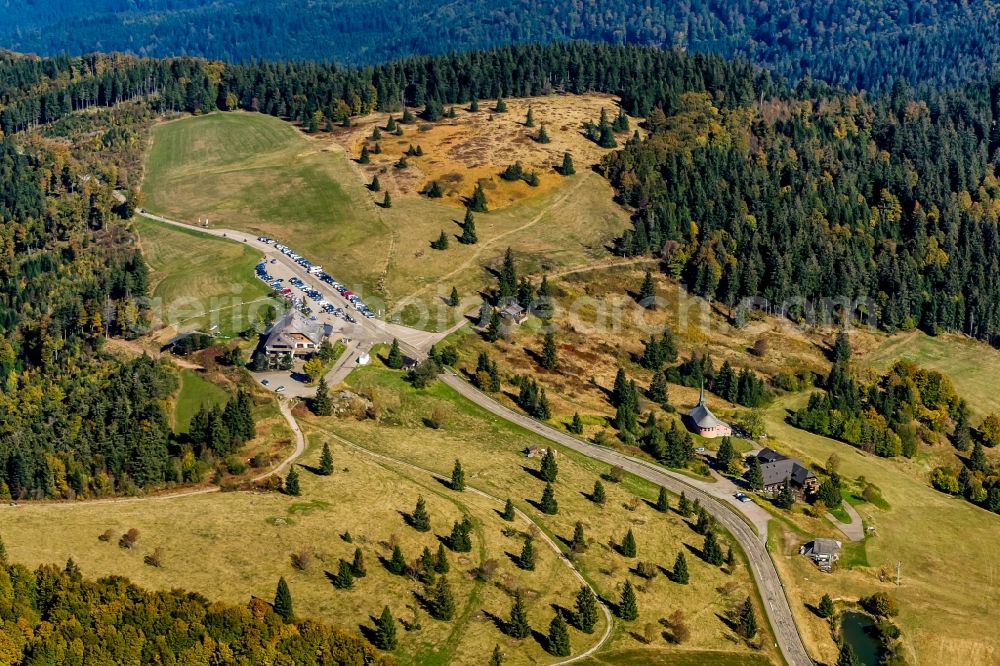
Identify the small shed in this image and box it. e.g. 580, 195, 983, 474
499, 303, 528, 325
800, 538, 842, 571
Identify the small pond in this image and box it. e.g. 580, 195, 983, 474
840, 610, 881, 666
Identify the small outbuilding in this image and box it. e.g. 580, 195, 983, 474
800, 538, 842, 572
499, 302, 528, 325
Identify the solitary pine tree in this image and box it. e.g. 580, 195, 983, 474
547, 612, 571, 656
678, 491, 691, 516
737, 597, 758, 639
351, 547, 367, 577
382, 191, 392, 208
656, 486, 669, 512
434, 543, 450, 573
375, 606, 397, 650
518, 538, 536, 570
486, 310, 502, 342
672, 551, 689, 583
703, 531, 724, 565
541, 332, 558, 370
448, 286, 460, 307
648, 371, 669, 405
274, 577, 294, 622
451, 459, 465, 491
489, 645, 503, 666
747, 457, 764, 491
592, 479, 606, 505
776, 478, 795, 509
618, 579, 639, 620
716, 437, 735, 472
283, 467, 301, 496
469, 182, 488, 212
507, 590, 530, 638
432, 230, 449, 250
525, 106, 535, 127
569, 412, 583, 434
540, 483, 558, 515
537, 123, 550, 144
495, 97, 508, 113
370, 174, 381, 191
574, 584, 599, 633
332, 559, 354, 589
411, 496, 431, 532
372, 126, 382, 140
386, 338, 404, 369
570, 521, 586, 552
818, 593, 836, 618
431, 576, 456, 620
620, 528, 637, 557
319, 442, 334, 475
359, 145, 370, 164
638, 270, 656, 307
312, 377, 332, 416
561, 152, 575, 175
461, 209, 478, 244
501, 498, 515, 521
540, 448, 558, 482
388, 545, 407, 575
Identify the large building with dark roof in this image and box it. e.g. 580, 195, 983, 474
263, 309, 324, 358
752, 447, 819, 495
686, 382, 732, 438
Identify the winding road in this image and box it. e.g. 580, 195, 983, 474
440, 373, 814, 666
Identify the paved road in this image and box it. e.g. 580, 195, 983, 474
440, 373, 814, 666
827, 501, 865, 542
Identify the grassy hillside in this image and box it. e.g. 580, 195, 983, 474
136, 215, 274, 339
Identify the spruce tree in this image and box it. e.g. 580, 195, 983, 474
648, 371, 669, 405
470, 98, 480, 112
571, 521, 586, 552
836, 642, 862, 666
451, 459, 465, 491
638, 270, 656, 307
703, 531, 724, 565
656, 486, 669, 512
372, 126, 382, 140
970, 442, 988, 473
537, 123, 550, 144
540, 448, 558, 482
411, 496, 431, 531
620, 528, 637, 557
283, 467, 301, 496
419, 546, 436, 582
726, 546, 735, 567
375, 605, 397, 650
716, 437, 735, 473
382, 191, 392, 208
501, 498, 516, 521
432, 230, 449, 250
747, 457, 764, 491
469, 182, 488, 212
541, 332, 558, 370
388, 545, 407, 575
370, 174, 381, 191
448, 518, 472, 552
489, 645, 503, 666
431, 576, 456, 620
448, 286, 460, 307
333, 559, 354, 589
319, 442, 334, 475
775, 478, 795, 509
525, 106, 535, 127
672, 551, 689, 583
351, 547, 366, 577
312, 377, 332, 416
495, 97, 507, 113
461, 209, 478, 244
274, 577, 294, 622
574, 585, 599, 633
0, 535, 7, 564
561, 152, 575, 175
547, 612, 571, 656
569, 412, 584, 434
518, 538, 536, 570
539, 483, 558, 514
678, 491, 691, 516
507, 590, 530, 638
485, 310, 502, 342
592, 479, 606, 505
737, 597, 758, 639
618, 579, 638, 620
818, 593, 835, 618
359, 145, 370, 164
386, 338, 404, 369
434, 543, 450, 573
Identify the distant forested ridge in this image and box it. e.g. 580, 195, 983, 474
2, 0, 1000, 91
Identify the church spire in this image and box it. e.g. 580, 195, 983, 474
698, 378, 705, 406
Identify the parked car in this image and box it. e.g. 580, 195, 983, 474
276, 386, 285, 393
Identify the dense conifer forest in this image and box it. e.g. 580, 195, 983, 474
2, 0, 1000, 91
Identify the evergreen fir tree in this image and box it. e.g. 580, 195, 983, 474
448, 518, 473, 552
678, 491, 691, 516
818, 594, 835, 618
501, 498, 516, 521
495, 97, 507, 113
648, 371, 669, 406
618, 579, 638, 620
716, 437, 735, 473
970, 442, 988, 472
541, 332, 558, 370
537, 123, 550, 143
703, 531, 724, 565
592, 479, 606, 505
401, 108, 415, 123
569, 412, 584, 435
485, 310, 502, 342
656, 486, 669, 512
574, 585, 599, 633
638, 270, 656, 307
469, 182, 488, 212
672, 551, 689, 583
461, 208, 478, 244
836, 642, 862, 666
448, 286, 460, 306
775, 478, 795, 509
561, 152, 575, 175
372, 126, 382, 140
612, 368, 629, 406
274, 577, 294, 622
382, 191, 392, 208
374, 605, 397, 650
737, 597, 758, 639
540, 448, 558, 482
359, 145, 370, 164
451, 459, 465, 491
312, 377, 332, 416
747, 457, 764, 491
333, 559, 355, 589
571, 521, 586, 552
432, 230, 449, 250
370, 174, 381, 191
388, 545, 407, 575
425, 180, 444, 197
525, 106, 535, 127
351, 547, 366, 577
419, 546, 436, 582
386, 338, 404, 369
470, 98, 480, 112
518, 538, 536, 570
430, 576, 456, 620
0, 535, 7, 564
620, 528, 637, 557
547, 612, 571, 656
726, 546, 735, 567
489, 645, 503, 666
283, 467, 301, 496
539, 483, 558, 514
434, 543, 450, 573
507, 590, 530, 638
411, 496, 431, 532
319, 442, 334, 475
385, 115, 396, 131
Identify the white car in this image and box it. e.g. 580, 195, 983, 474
276, 386, 286, 393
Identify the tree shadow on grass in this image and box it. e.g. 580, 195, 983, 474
520, 465, 546, 482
